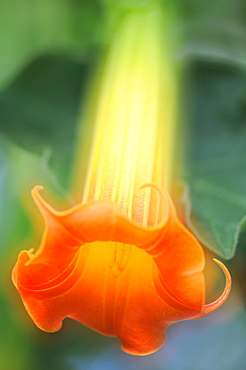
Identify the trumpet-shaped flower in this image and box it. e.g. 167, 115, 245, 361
12, 6, 231, 356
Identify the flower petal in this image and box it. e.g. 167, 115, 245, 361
12, 185, 230, 355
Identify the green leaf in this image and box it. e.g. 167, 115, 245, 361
185, 62, 246, 259
178, 0, 246, 68
0, 54, 89, 189
0, 0, 102, 90
0, 137, 73, 258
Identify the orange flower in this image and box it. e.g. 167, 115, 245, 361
12, 185, 230, 355
12, 6, 231, 356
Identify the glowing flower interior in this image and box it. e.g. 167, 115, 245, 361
12, 7, 231, 356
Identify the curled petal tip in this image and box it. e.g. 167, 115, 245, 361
31, 185, 45, 208
138, 182, 162, 192
201, 258, 231, 317
136, 182, 171, 229
32, 185, 44, 193
31, 185, 57, 217
31, 186, 44, 205
138, 183, 170, 205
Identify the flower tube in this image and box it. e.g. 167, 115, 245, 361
12, 4, 231, 356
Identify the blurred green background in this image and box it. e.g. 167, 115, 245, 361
0, 0, 246, 369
